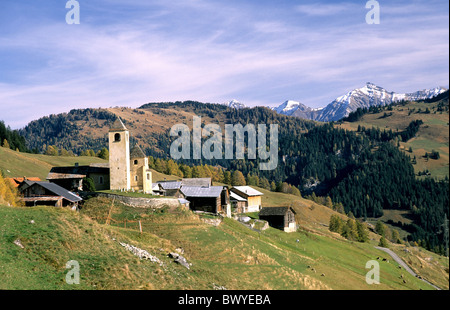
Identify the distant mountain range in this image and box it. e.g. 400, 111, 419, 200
228, 83, 447, 122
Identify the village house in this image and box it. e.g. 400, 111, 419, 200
19, 180, 82, 209
259, 206, 297, 233
47, 163, 109, 192
230, 186, 263, 213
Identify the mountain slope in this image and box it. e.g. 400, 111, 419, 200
335, 91, 449, 180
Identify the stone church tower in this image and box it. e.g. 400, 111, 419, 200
108, 117, 152, 194
108, 118, 131, 190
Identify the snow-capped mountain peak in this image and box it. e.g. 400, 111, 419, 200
224, 99, 246, 109
272, 100, 306, 116
271, 83, 447, 122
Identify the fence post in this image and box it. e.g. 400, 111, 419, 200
139, 220, 142, 234
105, 197, 115, 226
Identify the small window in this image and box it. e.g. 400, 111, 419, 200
135, 175, 138, 181
134, 160, 138, 165
147, 173, 150, 180
114, 133, 121, 142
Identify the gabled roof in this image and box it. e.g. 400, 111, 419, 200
231, 186, 263, 197
230, 191, 247, 202
181, 178, 212, 187
130, 144, 146, 159
259, 206, 296, 216
28, 182, 83, 203
109, 117, 127, 132
180, 186, 224, 198
158, 181, 182, 190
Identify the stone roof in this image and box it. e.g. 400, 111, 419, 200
180, 186, 224, 198
26, 181, 83, 203
130, 144, 146, 159
158, 181, 182, 190
259, 206, 296, 216
109, 117, 127, 132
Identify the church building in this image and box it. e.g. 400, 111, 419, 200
108, 118, 152, 193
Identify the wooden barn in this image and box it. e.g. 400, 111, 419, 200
259, 206, 297, 232
180, 186, 229, 214
19, 181, 83, 209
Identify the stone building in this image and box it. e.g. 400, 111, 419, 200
259, 206, 297, 233
108, 117, 152, 193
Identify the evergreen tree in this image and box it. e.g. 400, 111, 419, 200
378, 236, 389, 248
97, 147, 109, 160
356, 221, 369, 243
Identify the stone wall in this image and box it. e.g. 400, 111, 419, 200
95, 192, 181, 209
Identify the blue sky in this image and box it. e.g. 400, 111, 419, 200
0, 0, 448, 128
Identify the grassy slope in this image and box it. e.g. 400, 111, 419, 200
0, 147, 107, 180
336, 100, 449, 180
2, 203, 445, 290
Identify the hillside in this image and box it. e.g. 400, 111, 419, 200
336, 93, 449, 180
0, 150, 448, 290
5, 99, 450, 255
1, 199, 447, 290
0, 146, 107, 180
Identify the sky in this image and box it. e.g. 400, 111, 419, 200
0, 0, 448, 129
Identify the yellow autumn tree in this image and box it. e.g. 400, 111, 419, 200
0, 173, 22, 207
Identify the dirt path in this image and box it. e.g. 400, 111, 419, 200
375, 246, 441, 290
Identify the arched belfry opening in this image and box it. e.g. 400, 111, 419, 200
114, 133, 121, 142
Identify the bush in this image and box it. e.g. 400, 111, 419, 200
82, 177, 96, 192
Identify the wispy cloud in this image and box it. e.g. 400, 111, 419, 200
295, 3, 356, 16
0, 0, 448, 128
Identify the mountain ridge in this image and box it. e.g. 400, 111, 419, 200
271, 83, 447, 122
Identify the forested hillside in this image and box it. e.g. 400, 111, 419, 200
7, 97, 450, 255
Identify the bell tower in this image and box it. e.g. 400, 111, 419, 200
108, 117, 131, 190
